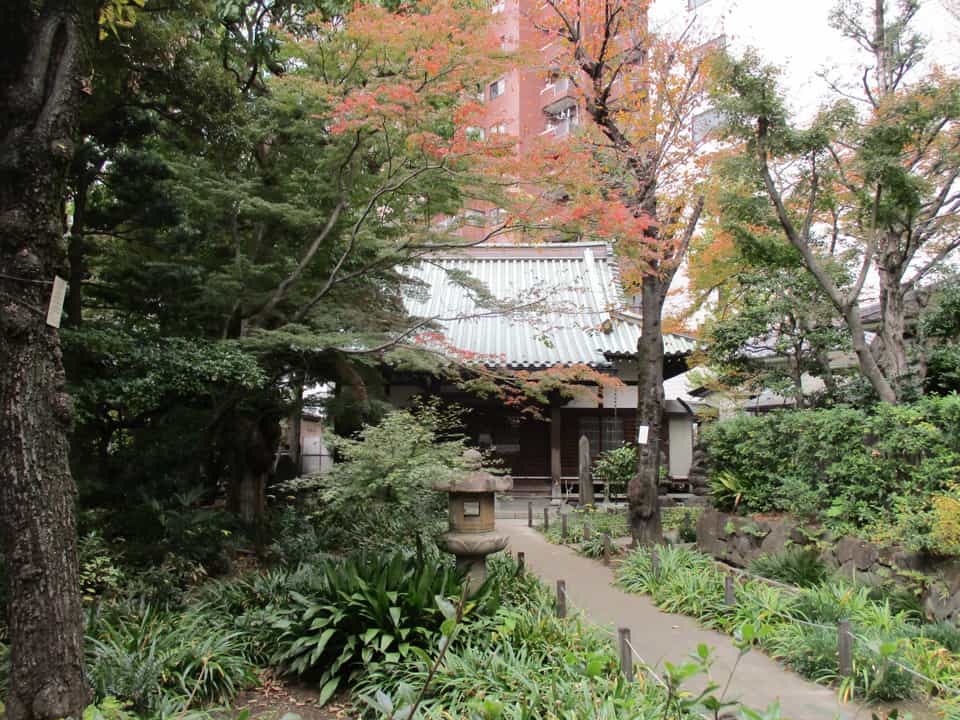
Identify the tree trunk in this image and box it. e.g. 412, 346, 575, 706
0, 2, 98, 717
227, 414, 281, 525
875, 262, 910, 398
627, 277, 665, 546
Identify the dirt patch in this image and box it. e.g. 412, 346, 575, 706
232, 674, 358, 720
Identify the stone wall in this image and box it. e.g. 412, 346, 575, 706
696, 508, 960, 624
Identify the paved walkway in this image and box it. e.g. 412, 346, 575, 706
501, 519, 911, 720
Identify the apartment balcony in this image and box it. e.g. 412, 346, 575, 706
540, 77, 575, 114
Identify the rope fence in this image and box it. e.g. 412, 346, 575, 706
520, 547, 960, 708
654, 548, 960, 699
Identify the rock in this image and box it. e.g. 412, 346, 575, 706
835, 536, 879, 571
760, 520, 790, 557
696, 508, 733, 561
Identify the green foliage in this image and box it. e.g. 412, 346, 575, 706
85, 605, 257, 714
921, 282, 960, 396
701, 396, 960, 553
79, 531, 125, 603
307, 403, 476, 556
591, 446, 636, 497
359, 555, 748, 720
662, 508, 701, 543
616, 546, 960, 707
271, 553, 467, 702
748, 549, 829, 588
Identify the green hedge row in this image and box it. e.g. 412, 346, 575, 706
700, 395, 960, 553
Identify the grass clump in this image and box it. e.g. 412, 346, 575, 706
616, 545, 960, 709
748, 548, 829, 588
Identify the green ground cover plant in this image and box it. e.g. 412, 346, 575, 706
747, 548, 830, 588
617, 546, 960, 715
542, 507, 702, 556
700, 396, 960, 554
359, 555, 775, 720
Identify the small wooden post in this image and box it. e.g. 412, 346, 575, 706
583, 523, 592, 542
556, 580, 567, 618
618, 628, 633, 681
651, 548, 661, 580
561, 512, 569, 540
543, 506, 550, 531
603, 532, 612, 563
838, 619, 853, 678
527, 501, 533, 528
517, 551, 525, 575
724, 574, 736, 606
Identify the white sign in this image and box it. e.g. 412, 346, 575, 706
637, 425, 649, 445
45, 276, 68, 328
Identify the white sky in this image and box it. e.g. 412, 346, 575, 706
654, 0, 959, 117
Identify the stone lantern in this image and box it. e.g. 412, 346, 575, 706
434, 449, 513, 594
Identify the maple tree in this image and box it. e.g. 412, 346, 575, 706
509, 0, 715, 543
713, 0, 960, 404
65, 0, 520, 526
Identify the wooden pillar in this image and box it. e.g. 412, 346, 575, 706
578, 434, 594, 506
550, 404, 562, 503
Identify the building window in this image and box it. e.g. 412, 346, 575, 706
465, 126, 486, 142
489, 122, 508, 135
579, 416, 625, 461
489, 78, 505, 100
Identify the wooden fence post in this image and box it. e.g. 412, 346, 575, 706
618, 628, 633, 681
543, 506, 550, 532
561, 512, 569, 540
556, 580, 567, 618
583, 524, 592, 542
838, 619, 853, 678
517, 551, 525, 575
651, 548, 661, 580
527, 501, 533, 528
724, 574, 736, 606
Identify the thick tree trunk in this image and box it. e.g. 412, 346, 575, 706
627, 277, 665, 546
875, 263, 910, 397
0, 2, 98, 717
227, 414, 281, 525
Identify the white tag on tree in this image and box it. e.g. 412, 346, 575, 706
637, 425, 649, 445
45, 276, 68, 328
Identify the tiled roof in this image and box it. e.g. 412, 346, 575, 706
401, 243, 697, 368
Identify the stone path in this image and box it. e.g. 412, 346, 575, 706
501, 519, 921, 720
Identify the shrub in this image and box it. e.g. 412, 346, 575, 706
921, 622, 960, 654
306, 401, 480, 556
748, 549, 830, 588
591, 446, 635, 497
79, 531, 125, 603
662, 507, 702, 543
700, 396, 960, 553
